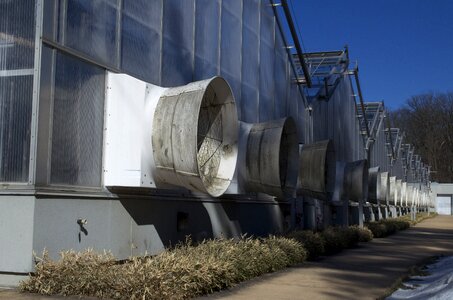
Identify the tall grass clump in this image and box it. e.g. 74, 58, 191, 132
20, 236, 306, 300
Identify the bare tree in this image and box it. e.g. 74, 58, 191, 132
391, 92, 453, 183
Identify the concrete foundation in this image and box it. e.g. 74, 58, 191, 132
0, 193, 285, 277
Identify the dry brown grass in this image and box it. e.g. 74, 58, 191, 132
365, 212, 437, 238
20, 237, 306, 299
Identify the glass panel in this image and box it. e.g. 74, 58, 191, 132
0, 76, 33, 182
0, 0, 35, 70
50, 52, 105, 187
65, 0, 118, 66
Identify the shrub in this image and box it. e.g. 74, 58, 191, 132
350, 225, 373, 242
364, 212, 435, 238
365, 222, 387, 238
286, 230, 325, 259
320, 227, 349, 254
20, 236, 307, 300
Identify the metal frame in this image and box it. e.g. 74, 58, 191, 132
0, 69, 34, 77
279, 0, 311, 87
270, 0, 308, 109
27, 0, 44, 186
299, 48, 349, 102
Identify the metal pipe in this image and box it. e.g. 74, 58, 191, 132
270, 0, 308, 108
353, 68, 370, 138
280, 0, 312, 87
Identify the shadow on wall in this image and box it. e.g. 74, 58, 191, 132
119, 194, 285, 247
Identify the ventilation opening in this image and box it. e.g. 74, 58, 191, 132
196, 77, 238, 197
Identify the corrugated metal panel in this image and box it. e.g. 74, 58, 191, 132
50, 52, 104, 186
0, 0, 35, 182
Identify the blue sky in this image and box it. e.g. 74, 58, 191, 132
290, 0, 453, 110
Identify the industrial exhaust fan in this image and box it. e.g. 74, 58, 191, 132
104, 73, 238, 197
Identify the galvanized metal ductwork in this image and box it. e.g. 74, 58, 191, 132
343, 160, 369, 203
389, 176, 397, 206
298, 140, 336, 200
368, 167, 381, 204
407, 185, 414, 207
379, 172, 390, 205
104, 73, 238, 197
396, 179, 402, 207
401, 182, 407, 207
232, 117, 299, 199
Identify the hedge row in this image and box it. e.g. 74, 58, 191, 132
20, 237, 306, 300
366, 212, 437, 238
286, 226, 373, 259
20, 213, 435, 299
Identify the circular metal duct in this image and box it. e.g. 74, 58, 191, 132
368, 167, 381, 204
298, 139, 336, 200
343, 159, 368, 202
389, 176, 397, 205
407, 186, 414, 207
152, 77, 238, 197
401, 182, 407, 207
379, 172, 390, 205
244, 117, 299, 199
396, 179, 402, 206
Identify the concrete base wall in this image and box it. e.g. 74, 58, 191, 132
0, 196, 35, 273
0, 193, 285, 280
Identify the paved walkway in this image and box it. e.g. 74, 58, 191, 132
202, 215, 453, 300
2, 215, 453, 300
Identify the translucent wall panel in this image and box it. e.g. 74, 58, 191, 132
194, 0, 220, 80
65, 0, 118, 66
241, 0, 260, 123
161, 0, 195, 86
312, 75, 365, 162
273, 30, 288, 119
121, 0, 162, 84
220, 0, 242, 118
0, 0, 35, 70
0, 76, 33, 182
0, 0, 35, 182
50, 52, 104, 186
259, 4, 275, 122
